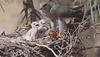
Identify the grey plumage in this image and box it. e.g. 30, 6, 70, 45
40, 1, 83, 35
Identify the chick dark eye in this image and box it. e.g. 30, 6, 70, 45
36, 24, 39, 26
33, 24, 35, 25
43, 23, 46, 24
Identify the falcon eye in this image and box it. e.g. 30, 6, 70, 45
35, 24, 39, 26
42, 3, 48, 7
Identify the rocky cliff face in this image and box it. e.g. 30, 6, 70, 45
0, 0, 23, 34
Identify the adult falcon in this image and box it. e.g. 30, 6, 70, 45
39, 1, 83, 35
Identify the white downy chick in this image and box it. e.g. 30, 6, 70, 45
36, 19, 49, 38
23, 21, 39, 41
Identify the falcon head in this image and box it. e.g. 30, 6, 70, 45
40, 2, 48, 10
39, 2, 52, 16
39, 0, 55, 9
